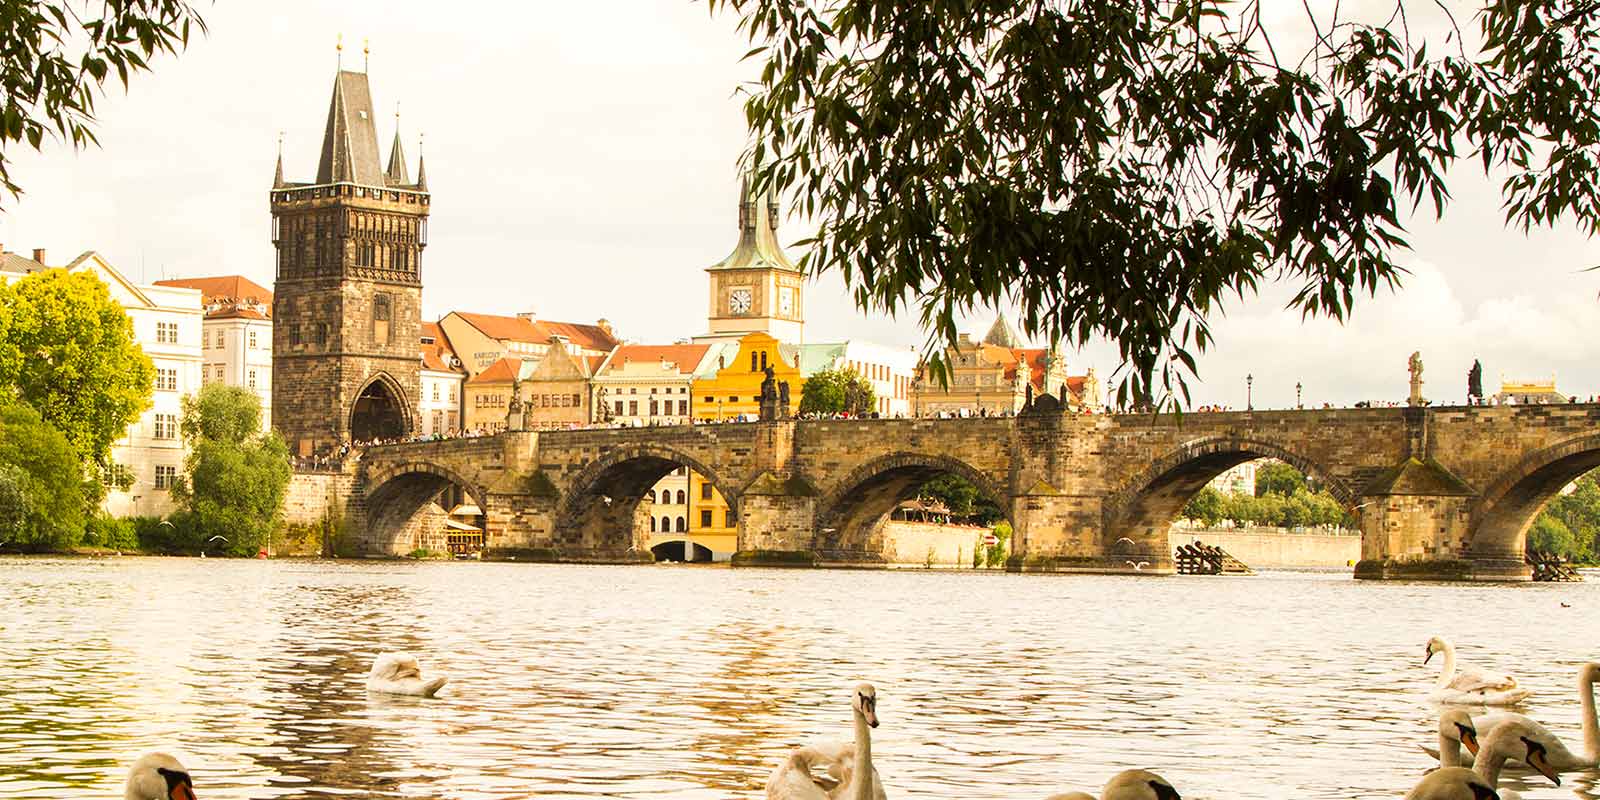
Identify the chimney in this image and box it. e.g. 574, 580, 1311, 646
597, 318, 613, 337
31, 248, 45, 265
517, 311, 536, 322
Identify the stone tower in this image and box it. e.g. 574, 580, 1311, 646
270, 68, 429, 456
701, 172, 804, 343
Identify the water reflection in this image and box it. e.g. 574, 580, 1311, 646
0, 558, 1595, 799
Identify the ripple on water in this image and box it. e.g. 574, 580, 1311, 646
0, 558, 1596, 799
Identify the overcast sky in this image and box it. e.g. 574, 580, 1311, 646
1, 1, 1595, 409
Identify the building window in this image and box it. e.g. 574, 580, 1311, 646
432, 383, 440, 402
660, 516, 671, 533
649, 400, 658, 416
154, 464, 177, 489
572, 393, 581, 407
614, 400, 623, 417
678, 400, 688, 416
373, 293, 393, 346
725, 509, 737, 527
289, 324, 300, 346
153, 414, 177, 440
628, 400, 638, 416
676, 517, 686, 532
676, 490, 686, 504
156, 368, 178, 392
448, 386, 457, 403
700, 483, 712, 500
703, 396, 713, 403
156, 322, 179, 344
650, 517, 657, 533
700, 509, 713, 528
248, 330, 258, 349
248, 369, 257, 390
313, 323, 327, 346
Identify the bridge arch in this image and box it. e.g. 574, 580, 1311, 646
811, 452, 1009, 558
1106, 436, 1357, 557
362, 460, 487, 556
554, 443, 741, 557
1471, 432, 1600, 558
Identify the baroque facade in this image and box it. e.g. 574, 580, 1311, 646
270, 67, 429, 454
155, 275, 274, 431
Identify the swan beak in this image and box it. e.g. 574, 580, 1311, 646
1529, 750, 1560, 785
1424, 649, 1435, 665
865, 707, 879, 728
1462, 728, 1480, 755
157, 768, 197, 800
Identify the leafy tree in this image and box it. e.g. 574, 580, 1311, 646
0, 464, 28, 540
798, 368, 877, 416
1529, 515, 1579, 560
171, 385, 289, 557
1535, 473, 1600, 562
0, 270, 154, 472
1182, 485, 1225, 527
0, 0, 205, 200
0, 398, 88, 550
713, 0, 1600, 404
985, 520, 1012, 568
918, 473, 1006, 524
1255, 462, 1308, 498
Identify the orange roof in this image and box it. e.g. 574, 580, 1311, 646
206, 307, 270, 321
606, 344, 710, 373
1064, 375, 1087, 401
156, 275, 273, 306
466, 357, 519, 385
1013, 348, 1048, 387
583, 355, 609, 375
454, 312, 619, 352
419, 321, 464, 373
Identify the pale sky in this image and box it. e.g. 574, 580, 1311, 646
2, 1, 1595, 410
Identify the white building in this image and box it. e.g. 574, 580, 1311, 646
61, 254, 204, 518
805, 340, 920, 417
155, 276, 273, 431
1209, 460, 1262, 497
419, 322, 465, 436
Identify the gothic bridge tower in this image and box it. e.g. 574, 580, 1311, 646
270, 67, 429, 455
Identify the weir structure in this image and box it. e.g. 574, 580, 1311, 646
321, 403, 1600, 581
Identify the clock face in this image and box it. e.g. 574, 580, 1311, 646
729, 288, 752, 315
778, 286, 794, 315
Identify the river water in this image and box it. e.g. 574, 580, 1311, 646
1, 558, 1596, 800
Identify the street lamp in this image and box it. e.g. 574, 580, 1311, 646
1296, 381, 1303, 410
1246, 374, 1253, 411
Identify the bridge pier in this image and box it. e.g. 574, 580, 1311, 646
1351, 461, 1530, 581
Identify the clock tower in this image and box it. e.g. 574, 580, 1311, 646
700, 172, 804, 343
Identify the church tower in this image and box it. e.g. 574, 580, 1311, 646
270, 66, 429, 456
700, 172, 804, 343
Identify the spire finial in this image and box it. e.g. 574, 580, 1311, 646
273, 130, 286, 189
336, 33, 343, 69
363, 38, 370, 72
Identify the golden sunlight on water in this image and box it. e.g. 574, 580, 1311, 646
0, 558, 1596, 799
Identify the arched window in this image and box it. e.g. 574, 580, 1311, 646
760, 351, 768, 371
676, 516, 687, 532
751, 352, 759, 372
649, 516, 657, 532
676, 490, 686, 504
660, 516, 671, 534
647, 490, 656, 503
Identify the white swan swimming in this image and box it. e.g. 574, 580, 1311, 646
1427, 662, 1600, 773
766, 683, 885, 800
1468, 718, 1562, 800
1403, 766, 1498, 800
1425, 636, 1531, 706
367, 652, 447, 697
124, 752, 196, 800
1044, 769, 1180, 800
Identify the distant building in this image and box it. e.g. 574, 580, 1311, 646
436, 311, 617, 380
697, 172, 805, 344
802, 340, 919, 417
911, 314, 1095, 416
418, 322, 465, 436
155, 275, 274, 431
1495, 377, 1568, 405
691, 332, 800, 421
1208, 461, 1261, 497
516, 338, 607, 431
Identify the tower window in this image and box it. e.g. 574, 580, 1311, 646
373, 293, 393, 346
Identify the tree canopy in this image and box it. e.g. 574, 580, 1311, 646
171, 384, 289, 557
0, 0, 204, 201
1531, 473, 1600, 561
712, 0, 1600, 404
0, 398, 88, 550
799, 367, 877, 415
0, 269, 154, 469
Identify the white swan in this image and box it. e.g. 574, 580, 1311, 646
1044, 769, 1180, 799
1469, 718, 1562, 800
1424, 708, 1482, 767
367, 652, 447, 697
766, 683, 885, 800
1428, 662, 1600, 773
124, 752, 196, 800
1403, 766, 1498, 800
1425, 637, 1531, 706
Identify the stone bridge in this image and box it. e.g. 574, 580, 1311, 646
338, 403, 1600, 580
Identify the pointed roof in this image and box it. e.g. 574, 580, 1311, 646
385, 128, 410, 186
316, 71, 386, 186
983, 313, 1025, 348
273, 150, 285, 188
708, 171, 797, 273
415, 153, 427, 191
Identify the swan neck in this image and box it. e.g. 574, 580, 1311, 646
1435, 643, 1458, 688
1581, 669, 1598, 759
852, 707, 874, 800
1475, 750, 1505, 788
1438, 730, 1462, 767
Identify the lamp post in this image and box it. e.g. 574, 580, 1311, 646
1246, 374, 1253, 411
1296, 381, 1303, 410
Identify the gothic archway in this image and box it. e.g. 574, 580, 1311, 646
350, 374, 411, 442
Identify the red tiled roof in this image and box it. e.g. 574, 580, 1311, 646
155, 275, 273, 306
606, 344, 710, 373
1014, 348, 1048, 387
1064, 375, 1087, 401
205, 307, 270, 321
583, 355, 608, 376
467, 357, 519, 385
419, 321, 463, 373
455, 312, 619, 352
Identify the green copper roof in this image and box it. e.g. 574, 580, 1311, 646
707, 173, 799, 273
798, 342, 847, 376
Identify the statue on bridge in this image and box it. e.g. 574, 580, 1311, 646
1408, 351, 1427, 407
759, 364, 779, 421
778, 380, 791, 418
1468, 359, 1483, 405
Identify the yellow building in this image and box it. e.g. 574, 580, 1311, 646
687, 470, 738, 558
691, 332, 801, 421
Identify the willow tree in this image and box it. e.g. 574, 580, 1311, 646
709, 0, 1600, 405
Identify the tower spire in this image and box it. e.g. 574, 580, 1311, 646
710, 166, 795, 272
273, 130, 286, 188
385, 103, 410, 186
415, 132, 427, 191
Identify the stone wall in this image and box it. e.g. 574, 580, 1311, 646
1169, 528, 1360, 568
881, 521, 988, 567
